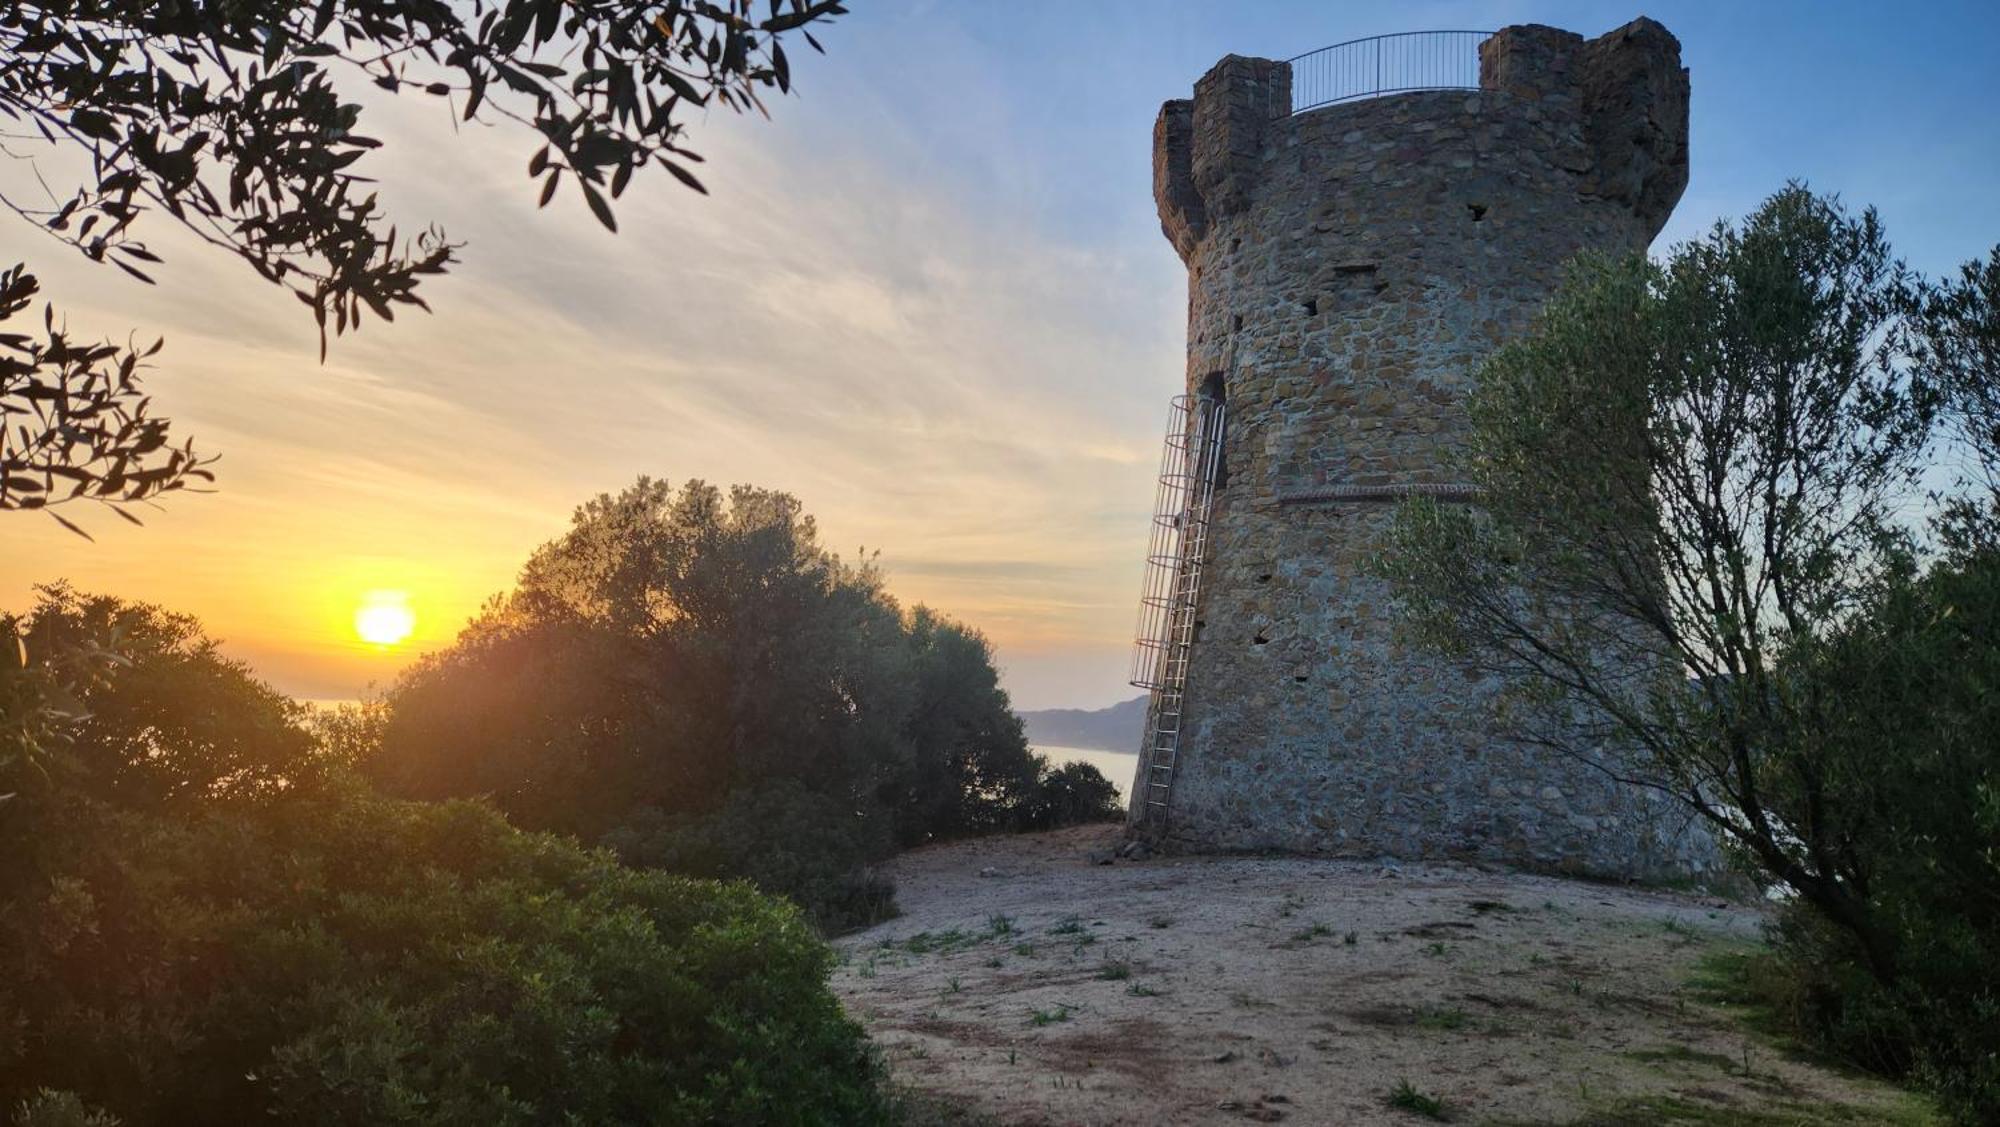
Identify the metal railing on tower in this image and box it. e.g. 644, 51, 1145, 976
1285, 30, 1492, 116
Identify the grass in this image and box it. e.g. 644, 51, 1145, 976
1548, 1093, 1937, 1125
900, 928, 966, 955
1096, 958, 1132, 981
1049, 915, 1087, 936
1126, 982, 1162, 998
1622, 1044, 1739, 1072
883, 1085, 1005, 1127
1028, 1006, 1071, 1027
1387, 1079, 1448, 1120
1290, 922, 1334, 944
1415, 1005, 1468, 1031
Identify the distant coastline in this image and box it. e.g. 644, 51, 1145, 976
1016, 695, 1145, 754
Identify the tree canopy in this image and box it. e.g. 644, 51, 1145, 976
367, 477, 1120, 927
1379, 185, 1999, 1118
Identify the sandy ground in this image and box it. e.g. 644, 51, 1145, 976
831, 825, 1924, 1126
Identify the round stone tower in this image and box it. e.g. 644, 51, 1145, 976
1133, 19, 1717, 880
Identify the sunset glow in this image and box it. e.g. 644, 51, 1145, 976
354, 593, 416, 647
1, 3, 1991, 713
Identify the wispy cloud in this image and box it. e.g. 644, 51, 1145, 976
9, 1, 1993, 711
0, 22, 1181, 709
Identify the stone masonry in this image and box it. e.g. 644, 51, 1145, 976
1134, 19, 1720, 881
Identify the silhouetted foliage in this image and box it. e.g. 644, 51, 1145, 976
1916, 244, 2000, 493
0, 268, 210, 531
7, 583, 318, 807
0, 0, 843, 340
370, 477, 1121, 926
0, 0, 842, 533
0, 588, 890, 1124
1017, 760, 1124, 832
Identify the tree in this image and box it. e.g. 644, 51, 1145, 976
1377, 188, 1939, 980
370, 477, 1119, 926
1770, 538, 2000, 1120
10, 583, 320, 808
0, 0, 844, 529
372, 477, 907, 836
1913, 243, 2000, 517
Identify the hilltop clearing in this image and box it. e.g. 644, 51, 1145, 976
833, 826, 1931, 1126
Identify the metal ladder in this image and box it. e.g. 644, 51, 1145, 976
1129, 393, 1227, 835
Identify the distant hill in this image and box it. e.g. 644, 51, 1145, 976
1017, 695, 1147, 753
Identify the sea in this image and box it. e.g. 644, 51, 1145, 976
1033, 745, 1140, 803
304, 701, 1139, 803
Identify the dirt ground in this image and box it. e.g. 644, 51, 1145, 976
831, 825, 1928, 1126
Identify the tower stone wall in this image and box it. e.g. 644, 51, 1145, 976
1138, 19, 1718, 880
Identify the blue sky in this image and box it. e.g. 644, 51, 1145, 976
6, 1, 1997, 710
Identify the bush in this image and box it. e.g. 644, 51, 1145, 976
0, 785, 891, 1126
1017, 760, 1124, 831
0, 587, 891, 1125
1762, 540, 2000, 1122
605, 781, 900, 933
12, 1091, 121, 1127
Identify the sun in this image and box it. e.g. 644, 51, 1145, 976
354, 591, 416, 646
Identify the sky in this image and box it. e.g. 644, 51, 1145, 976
4, 1, 1997, 711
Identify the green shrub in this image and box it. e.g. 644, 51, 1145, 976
11, 1091, 121, 1127
1761, 541, 2000, 1122
605, 781, 900, 932
0, 786, 890, 1125
1, 586, 892, 1123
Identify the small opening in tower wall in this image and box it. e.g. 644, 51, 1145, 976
1230, 237, 1242, 252
1468, 203, 1488, 222
1198, 372, 1229, 491
1232, 314, 1243, 332
1301, 298, 1318, 317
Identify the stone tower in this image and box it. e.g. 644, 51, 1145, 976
1132, 19, 1717, 880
